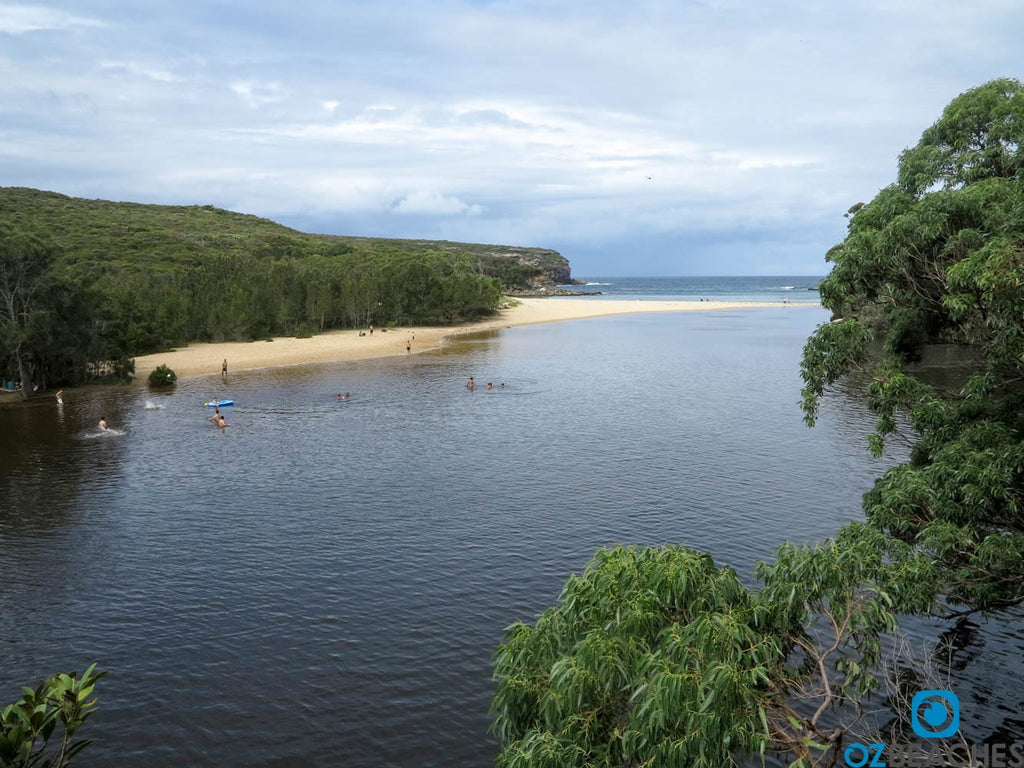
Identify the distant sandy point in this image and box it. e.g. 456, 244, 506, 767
132, 298, 821, 381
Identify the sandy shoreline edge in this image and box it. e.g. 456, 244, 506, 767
131, 297, 821, 381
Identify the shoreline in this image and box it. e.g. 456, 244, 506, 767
129, 298, 820, 382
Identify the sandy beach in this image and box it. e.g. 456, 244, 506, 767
132, 297, 819, 381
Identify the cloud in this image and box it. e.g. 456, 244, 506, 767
453, 109, 530, 129
99, 59, 180, 83
230, 81, 288, 107
392, 191, 483, 216
0, 4, 103, 34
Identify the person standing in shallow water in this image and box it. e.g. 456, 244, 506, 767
222, 359, 228, 377
467, 377, 475, 390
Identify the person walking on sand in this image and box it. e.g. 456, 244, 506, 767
369, 324, 374, 336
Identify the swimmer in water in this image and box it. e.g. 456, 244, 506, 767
337, 393, 350, 401
55, 389, 64, 404
98, 416, 108, 430
467, 377, 475, 390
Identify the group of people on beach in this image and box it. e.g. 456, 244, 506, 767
353, 326, 415, 354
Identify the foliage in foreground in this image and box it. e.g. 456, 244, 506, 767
0, 665, 104, 768
492, 540, 929, 768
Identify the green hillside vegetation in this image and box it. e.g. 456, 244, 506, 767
0, 187, 558, 393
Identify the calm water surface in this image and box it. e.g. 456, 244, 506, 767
1, 306, 1020, 766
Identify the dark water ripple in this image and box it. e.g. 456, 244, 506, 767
1, 307, 1020, 766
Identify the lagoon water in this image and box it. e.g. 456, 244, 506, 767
2, 303, 1021, 766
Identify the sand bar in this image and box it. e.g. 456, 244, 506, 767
132, 297, 820, 381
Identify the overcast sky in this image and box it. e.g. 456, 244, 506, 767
2, 1, 1022, 276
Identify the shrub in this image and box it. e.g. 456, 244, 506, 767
0, 664, 105, 768
148, 364, 176, 387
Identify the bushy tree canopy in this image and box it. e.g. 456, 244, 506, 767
492, 540, 928, 768
802, 77, 1024, 610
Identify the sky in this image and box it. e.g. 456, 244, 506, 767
1, 1, 1022, 277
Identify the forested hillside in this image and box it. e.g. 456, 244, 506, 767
0, 188, 565, 393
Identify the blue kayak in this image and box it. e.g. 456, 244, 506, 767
205, 400, 234, 407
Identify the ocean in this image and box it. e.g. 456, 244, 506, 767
558, 275, 824, 303
0, 299, 1019, 766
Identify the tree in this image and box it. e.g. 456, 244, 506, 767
491, 542, 927, 768
801, 78, 1024, 611
0, 224, 59, 399
492, 547, 780, 768
0, 225, 131, 392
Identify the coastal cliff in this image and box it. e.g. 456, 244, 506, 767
361, 238, 575, 289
